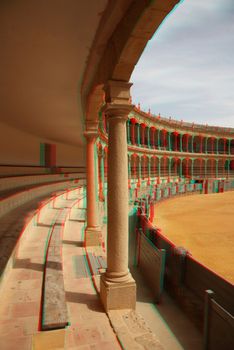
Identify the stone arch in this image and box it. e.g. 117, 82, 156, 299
141, 154, 149, 179
206, 158, 215, 177
82, 1, 181, 131
150, 156, 159, 178
182, 158, 192, 178
145, 125, 150, 147
193, 135, 201, 153
140, 123, 146, 146
217, 158, 225, 178
161, 156, 169, 177
129, 118, 137, 145
231, 139, 234, 154
219, 138, 226, 154
160, 129, 168, 151
182, 134, 189, 152
206, 137, 216, 154
171, 157, 179, 177
149, 127, 155, 148
193, 158, 201, 177
171, 132, 179, 152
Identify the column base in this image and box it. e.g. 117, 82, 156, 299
100, 274, 136, 311
85, 227, 102, 247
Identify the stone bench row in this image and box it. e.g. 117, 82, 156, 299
41, 188, 85, 330
0, 165, 85, 177
0, 172, 84, 192
0, 179, 85, 219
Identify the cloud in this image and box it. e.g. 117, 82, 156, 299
131, 0, 234, 127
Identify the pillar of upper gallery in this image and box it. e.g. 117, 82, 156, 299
84, 120, 101, 246
100, 80, 136, 311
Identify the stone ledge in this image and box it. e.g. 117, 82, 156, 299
108, 309, 165, 350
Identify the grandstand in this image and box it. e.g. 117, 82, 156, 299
0, 1, 233, 349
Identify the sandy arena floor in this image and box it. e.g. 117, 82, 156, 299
153, 191, 234, 284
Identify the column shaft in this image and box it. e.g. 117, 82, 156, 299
86, 136, 99, 228
100, 84, 136, 311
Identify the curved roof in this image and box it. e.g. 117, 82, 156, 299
0, 0, 180, 148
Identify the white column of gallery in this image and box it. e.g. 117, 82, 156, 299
100, 80, 136, 311
84, 121, 101, 246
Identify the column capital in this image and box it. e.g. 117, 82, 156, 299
103, 103, 133, 120
84, 130, 99, 141
104, 80, 132, 105
84, 120, 99, 140
102, 79, 133, 120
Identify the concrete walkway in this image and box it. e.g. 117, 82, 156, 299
0, 188, 120, 350
0, 186, 203, 350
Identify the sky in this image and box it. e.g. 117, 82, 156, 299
131, 0, 234, 128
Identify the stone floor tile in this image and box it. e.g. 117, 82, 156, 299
0, 335, 32, 350
89, 340, 121, 350
32, 329, 65, 350
0, 319, 24, 338
11, 302, 39, 318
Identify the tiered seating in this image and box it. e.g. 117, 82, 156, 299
0, 168, 86, 280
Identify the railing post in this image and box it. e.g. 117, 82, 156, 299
203, 290, 215, 350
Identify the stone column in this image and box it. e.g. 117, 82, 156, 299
84, 127, 102, 246
100, 80, 136, 311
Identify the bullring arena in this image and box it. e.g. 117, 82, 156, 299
153, 191, 234, 284
0, 1, 234, 350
